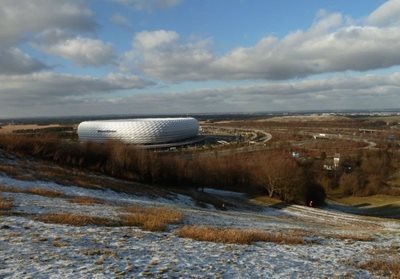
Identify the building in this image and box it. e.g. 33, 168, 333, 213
322, 153, 341, 170
77, 117, 199, 145
333, 153, 340, 168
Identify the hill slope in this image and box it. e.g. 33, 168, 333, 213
1, 151, 399, 278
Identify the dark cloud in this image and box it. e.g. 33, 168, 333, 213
3, 72, 400, 117
114, 0, 182, 11
0, 72, 155, 106
0, 48, 48, 75
0, 0, 96, 47
0, 0, 97, 73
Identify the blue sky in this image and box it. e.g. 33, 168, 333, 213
1, 0, 400, 118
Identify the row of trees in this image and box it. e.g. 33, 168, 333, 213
1, 133, 398, 203
0, 135, 324, 205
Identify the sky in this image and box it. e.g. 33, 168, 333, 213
1, 0, 400, 118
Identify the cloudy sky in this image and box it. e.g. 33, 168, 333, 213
1, 0, 400, 118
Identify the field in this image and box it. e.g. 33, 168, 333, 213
0, 124, 62, 134
329, 195, 400, 218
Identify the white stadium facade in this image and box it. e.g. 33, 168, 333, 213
77, 117, 199, 146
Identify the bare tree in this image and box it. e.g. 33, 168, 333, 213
256, 155, 307, 202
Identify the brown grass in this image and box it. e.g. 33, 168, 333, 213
359, 259, 400, 278
176, 226, 306, 245
355, 245, 400, 278
34, 205, 182, 231
26, 188, 65, 198
120, 205, 183, 232
0, 124, 62, 134
0, 183, 107, 207
0, 185, 65, 198
0, 195, 13, 211
68, 196, 107, 205
35, 213, 119, 226
0, 165, 34, 180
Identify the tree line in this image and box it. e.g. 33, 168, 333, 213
0, 135, 325, 205
1, 134, 398, 205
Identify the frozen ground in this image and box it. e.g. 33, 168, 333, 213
0, 216, 388, 279
1, 159, 399, 278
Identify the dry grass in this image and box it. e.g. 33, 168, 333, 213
0, 124, 61, 134
0, 184, 65, 198
356, 245, 400, 278
32, 205, 182, 231
35, 213, 119, 227
68, 196, 107, 205
0, 164, 34, 181
25, 188, 65, 198
359, 259, 400, 278
0, 183, 107, 207
176, 226, 306, 245
120, 205, 183, 232
0, 195, 13, 211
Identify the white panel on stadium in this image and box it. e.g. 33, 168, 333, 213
77, 117, 199, 144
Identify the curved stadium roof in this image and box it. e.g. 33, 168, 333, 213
77, 117, 199, 145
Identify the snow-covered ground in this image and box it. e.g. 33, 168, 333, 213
1, 216, 386, 279
1, 160, 399, 278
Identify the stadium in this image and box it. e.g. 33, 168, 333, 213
77, 117, 200, 146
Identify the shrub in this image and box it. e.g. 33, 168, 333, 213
339, 173, 360, 196
305, 183, 326, 206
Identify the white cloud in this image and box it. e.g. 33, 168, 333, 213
33, 30, 114, 66
213, 24, 400, 80
114, 0, 182, 11
134, 30, 179, 49
120, 2, 400, 82
39, 37, 114, 66
120, 30, 214, 80
366, 0, 400, 26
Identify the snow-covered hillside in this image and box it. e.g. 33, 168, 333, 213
0, 152, 399, 278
